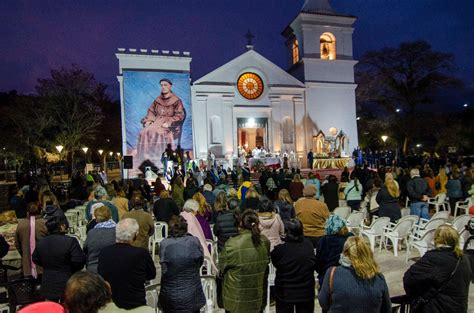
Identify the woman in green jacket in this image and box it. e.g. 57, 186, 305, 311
219, 209, 270, 313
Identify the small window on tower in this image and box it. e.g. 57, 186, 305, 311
320, 32, 336, 60
292, 39, 300, 64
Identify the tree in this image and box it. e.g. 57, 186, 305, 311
35, 65, 106, 172
356, 41, 463, 153
0, 91, 55, 169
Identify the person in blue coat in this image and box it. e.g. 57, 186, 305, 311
318, 236, 391, 313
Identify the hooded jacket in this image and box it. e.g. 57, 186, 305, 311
257, 212, 284, 251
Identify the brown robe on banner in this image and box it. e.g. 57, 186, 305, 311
137, 93, 185, 163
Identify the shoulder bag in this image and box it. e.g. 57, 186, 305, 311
344, 185, 356, 200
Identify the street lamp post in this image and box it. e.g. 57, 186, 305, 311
82, 147, 89, 164
56, 145, 64, 181
116, 152, 123, 180
98, 149, 105, 172
381, 136, 388, 166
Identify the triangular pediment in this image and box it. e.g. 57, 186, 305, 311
194, 49, 304, 87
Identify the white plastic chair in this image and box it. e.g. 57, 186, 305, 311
201, 276, 217, 313
381, 219, 415, 256
397, 214, 420, 225
333, 206, 351, 220
346, 211, 364, 234
145, 283, 159, 311
149, 221, 169, 261
419, 210, 449, 227
427, 193, 448, 213
65, 211, 78, 233
454, 198, 472, 217
200, 256, 214, 276
459, 228, 474, 249
76, 225, 87, 243
360, 217, 390, 252
449, 214, 472, 233
406, 228, 436, 263
265, 263, 276, 313
206, 239, 219, 266
413, 217, 446, 238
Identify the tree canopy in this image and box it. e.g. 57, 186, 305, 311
356, 40, 466, 153
0, 65, 121, 172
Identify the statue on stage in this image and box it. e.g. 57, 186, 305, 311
289, 150, 297, 169
313, 128, 350, 158
136, 78, 186, 166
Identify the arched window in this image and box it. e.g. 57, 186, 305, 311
210, 115, 222, 144
320, 32, 336, 60
282, 116, 294, 144
292, 39, 300, 64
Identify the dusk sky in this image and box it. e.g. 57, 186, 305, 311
1, 0, 473, 104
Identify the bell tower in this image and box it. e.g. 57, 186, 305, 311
282, 0, 359, 154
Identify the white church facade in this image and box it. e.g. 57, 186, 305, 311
192, 0, 358, 167
116, 0, 358, 170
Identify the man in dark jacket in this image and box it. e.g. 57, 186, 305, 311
213, 199, 240, 251
98, 218, 156, 310
406, 168, 431, 220
153, 190, 180, 224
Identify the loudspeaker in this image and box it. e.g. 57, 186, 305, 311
123, 155, 133, 169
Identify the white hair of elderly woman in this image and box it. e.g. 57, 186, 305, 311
116, 218, 139, 243
183, 199, 199, 213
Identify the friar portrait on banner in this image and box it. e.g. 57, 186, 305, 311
136, 78, 186, 165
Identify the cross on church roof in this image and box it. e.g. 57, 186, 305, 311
245, 30, 255, 46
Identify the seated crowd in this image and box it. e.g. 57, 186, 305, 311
2, 159, 473, 312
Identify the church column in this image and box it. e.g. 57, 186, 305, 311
221, 94, 235, 158
293, 96, 307, 167
269, 95, 281, 154
193, 94, 209, 159
117, 75, 127, 177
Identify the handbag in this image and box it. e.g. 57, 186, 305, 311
410, 256, 461, 312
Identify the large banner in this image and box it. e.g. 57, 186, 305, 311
123, 70, 192, 173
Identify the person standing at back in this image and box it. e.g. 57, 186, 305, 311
158, 216, 205, 313
322, 175, 339, 212
274, 189, 295, 222
403, 225, 471, 313
376, 175, 401, 222
294, 185, 330, 249
83, 206, 116, 273
153, 190, 180, 224
32, 216, 85, 301
219, 209, 270, 313
213, 198, 240, 252
98, 218, 156, 310
271, 219, 317, 313
344, 172, 363, 211
318, 236, 391, 313
446, 171, 463, 216
15, 202, 48, 278
122, 194, 154, 250
406, 168, 431, 220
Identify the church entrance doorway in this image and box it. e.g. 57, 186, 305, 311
237, 118, 268, 154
